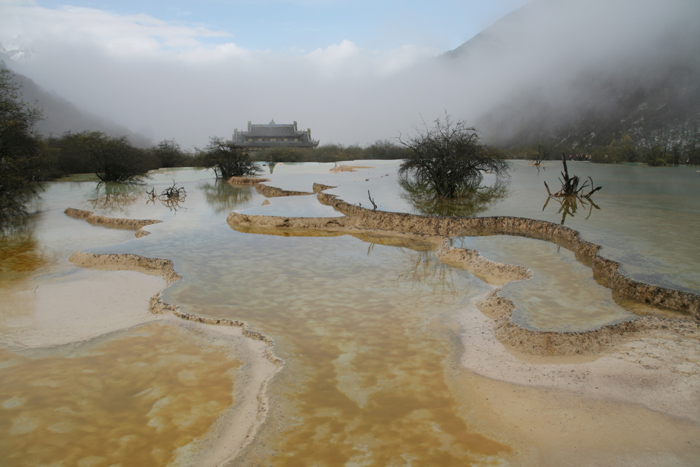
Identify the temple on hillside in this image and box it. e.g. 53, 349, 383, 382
233, 120, 319, 150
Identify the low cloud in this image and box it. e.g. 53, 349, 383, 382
1, 0, 697, 149
1, 1, 444, 147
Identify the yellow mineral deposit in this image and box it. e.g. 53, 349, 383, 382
0, 231, 46, 282
1, 164, 698, 466
0, 323, 241, 467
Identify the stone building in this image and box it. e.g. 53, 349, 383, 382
233, 120, 319, 150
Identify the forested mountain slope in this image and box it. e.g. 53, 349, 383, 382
445, 0, 700, 155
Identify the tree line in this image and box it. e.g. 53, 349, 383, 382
5, 63, 694, 228
508, 133, 700, 166
250, 141, 408, 163
0, 68, 414, 224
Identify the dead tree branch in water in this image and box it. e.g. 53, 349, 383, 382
368, 190, 377, 210
543, 192, 600, 225
544, 153, 602, 199
160, 180, 186, 201
531, 142, 548, 168
147, 181, 187, 211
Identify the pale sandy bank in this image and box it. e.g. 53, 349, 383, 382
3, 206, 281, 467
62, 249, 281, 467
440, 244, 700, 465
227, 185, 700, 465
329, 165, 373, 173
458, 293, 700, 466
0, 269, 164, 349
429, 240, 700, 424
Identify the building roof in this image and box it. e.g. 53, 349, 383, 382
233, 120, 319, 148
247, 124, 298, 137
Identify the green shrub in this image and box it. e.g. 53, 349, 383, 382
203, 137, 262, 179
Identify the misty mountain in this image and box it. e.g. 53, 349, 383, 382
446, 0, 700, 151
1, 60, 152, 147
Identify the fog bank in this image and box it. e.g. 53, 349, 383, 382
1, 0, 698, 149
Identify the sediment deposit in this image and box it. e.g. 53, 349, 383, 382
255, 183, 313, 197
226, 183, 700, 434
67, 248, 282, 466
70, 251, 181, 284
62, 207, 283, 465
226, 182, 700, 367
329, 165, 373, 173
64, 208, 162, 236
230, 190, 699, 318
434, 239, 532, 286
228, 176, 271, 185
313, 183, 336, 193
69, 250, 280, 364
433, 239, 699, 356
60, 178, 700, 463
227, 176, 313, 197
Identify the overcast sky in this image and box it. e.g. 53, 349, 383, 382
9, 0, 530, 52
2, 0, 695, 149
0, 0, 532, 148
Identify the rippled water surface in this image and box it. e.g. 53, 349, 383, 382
1, 161, 698, 465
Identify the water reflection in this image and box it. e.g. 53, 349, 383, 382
399, 178, 509, 217
542, 195, 601, 225
86, 182, 144, 214
146, 183, 188, 212
1, 163, 697, 465
199, 181, 253, 214
397, 249, 457, 296
0, 216, 45, 281
533, 162, 547, 174
459, 235, 636, 331
148, 195, 186, 212
165, 234, 508, 465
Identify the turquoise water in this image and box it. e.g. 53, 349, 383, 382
1, 161, 698, 465
4, 161, 697, 331
261, 160, 700, 293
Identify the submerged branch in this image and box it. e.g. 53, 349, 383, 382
544, 154, 602, 200
368, 190, 378, 211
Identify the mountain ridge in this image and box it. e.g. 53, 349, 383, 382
1, 58, 152, 147
444, 0, 700, 154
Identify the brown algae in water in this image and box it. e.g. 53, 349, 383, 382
0, 322, 241, 467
